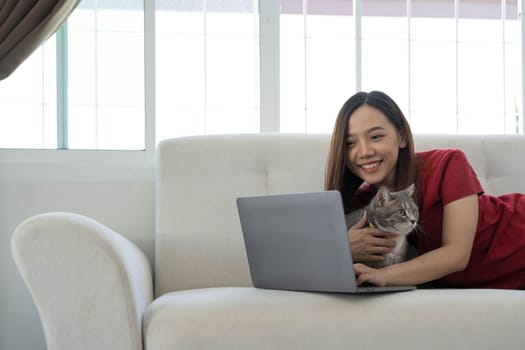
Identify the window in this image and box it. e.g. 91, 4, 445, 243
0, 0, 522, 150
67, 0, 145, 150
280, 0, 355, 133
0, 0, 144, 150
0, 39, 57, 149
155, 0, 260, 140
280, 0, 522, 134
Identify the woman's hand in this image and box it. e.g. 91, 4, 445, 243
353, 263, 388, 286
347, 212, 396, 263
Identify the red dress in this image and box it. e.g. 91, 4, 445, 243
354, 149, 525, 289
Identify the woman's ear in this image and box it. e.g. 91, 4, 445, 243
399, 132, 408, 149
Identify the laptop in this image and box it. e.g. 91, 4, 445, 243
236, 190, 416, 294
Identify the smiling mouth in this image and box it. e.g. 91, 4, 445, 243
359, 161, 381, 172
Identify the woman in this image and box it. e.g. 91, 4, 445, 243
325, 90, 525, 289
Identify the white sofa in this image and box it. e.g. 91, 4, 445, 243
11, 133, 525, 350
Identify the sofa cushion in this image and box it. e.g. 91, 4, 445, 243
144, 287, 525, 349
155, 134, 330, 295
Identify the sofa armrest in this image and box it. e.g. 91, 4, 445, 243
11, 212, 153, 350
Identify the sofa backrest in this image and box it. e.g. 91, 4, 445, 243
155, 133, 525, 296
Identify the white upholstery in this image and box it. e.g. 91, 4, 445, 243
11, 212, 152, 350
144, 288, 524, 349
11, 133, 525, 350
156, 134, 329, 294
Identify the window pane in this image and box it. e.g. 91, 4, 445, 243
361, 13, 409, 112
411, 0, 454, 18
280, 0, 355, 133
457, 18, 505, 134
155, 0, 259, 142
409, 15, 457, 133
305, 14, 355, 133
458, 0, 501, 19
505, 18, 520, 133
0, 42, 57, 149
280, 11, 306, 132
363, 0, 406, 17
282, 0, 353, 15
506, 0, 518, 19
68, 0, 145, 150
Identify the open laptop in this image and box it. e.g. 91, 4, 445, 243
236, 191, 416, 294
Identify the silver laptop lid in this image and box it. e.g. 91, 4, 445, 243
237, 191, 358, 293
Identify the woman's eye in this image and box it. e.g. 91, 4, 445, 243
371, 134, 384, 141
346, 141, 355, 148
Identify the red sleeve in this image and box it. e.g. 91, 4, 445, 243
419, 149, 484, 206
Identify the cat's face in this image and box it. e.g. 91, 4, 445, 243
367, 184, 419, 235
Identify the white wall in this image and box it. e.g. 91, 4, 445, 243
0, 149, 155, 350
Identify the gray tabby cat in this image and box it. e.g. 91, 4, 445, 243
345, 184, 419, 268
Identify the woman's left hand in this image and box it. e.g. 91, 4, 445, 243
353, 263, 388, 286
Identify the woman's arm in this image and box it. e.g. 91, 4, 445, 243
354, 194, 479, 286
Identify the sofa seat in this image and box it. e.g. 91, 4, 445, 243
144, 287, 525, 349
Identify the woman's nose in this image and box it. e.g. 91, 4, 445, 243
356, 140, 373, 157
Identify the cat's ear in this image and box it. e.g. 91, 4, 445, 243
405, 183, 415, 197
376, 186, 392, 206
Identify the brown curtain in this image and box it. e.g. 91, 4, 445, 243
0, 0, 80, 80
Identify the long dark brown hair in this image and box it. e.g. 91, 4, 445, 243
325, 91, 417, 212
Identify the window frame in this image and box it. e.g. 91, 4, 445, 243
0, 0, 156, 168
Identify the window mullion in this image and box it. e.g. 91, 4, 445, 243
501, 0, 507, 133
144, 0, 156, 152
521, 0, 525, 133
407, 0, 412, 122
455, 0, 459, 134
56, 23, 68, 150
259, 0, 280, 132
354, 0, 362, 91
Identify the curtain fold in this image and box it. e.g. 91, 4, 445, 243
0, 0, 80, 80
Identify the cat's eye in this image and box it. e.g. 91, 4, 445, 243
399, 209, 406, 216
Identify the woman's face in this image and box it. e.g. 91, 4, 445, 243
346, 105, 406, 190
